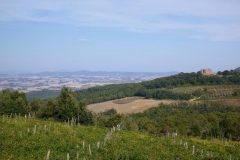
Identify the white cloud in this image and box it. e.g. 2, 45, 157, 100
78, 38, 91, 42
1, 0, 240, 41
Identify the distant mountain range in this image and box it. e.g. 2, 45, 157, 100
37, 71, 178, 76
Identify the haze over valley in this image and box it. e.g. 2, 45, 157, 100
0, 71, 177, 93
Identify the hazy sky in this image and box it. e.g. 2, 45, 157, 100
1, 0, 240, 73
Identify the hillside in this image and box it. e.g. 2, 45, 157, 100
1, 115, 239, 159
26, 89, 61, 100
76, 72, 240, 104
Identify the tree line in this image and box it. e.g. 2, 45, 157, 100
0, 87, 93, 125
130, 101, 240, 140
97, 101, 240, 141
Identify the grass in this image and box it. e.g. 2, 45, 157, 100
1, 115, 239, 159
0, 115, 108, 159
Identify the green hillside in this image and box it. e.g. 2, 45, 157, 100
132, 101, 240, 140
76, 71, 240, 104
26, 89, 61, 100
1, 115, 239, 159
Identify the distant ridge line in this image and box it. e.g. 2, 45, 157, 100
1, 70, 179, 76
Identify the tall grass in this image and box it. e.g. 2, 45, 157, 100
1, 115, 239, 159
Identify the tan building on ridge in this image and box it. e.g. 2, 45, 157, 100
200, 68, 215, 75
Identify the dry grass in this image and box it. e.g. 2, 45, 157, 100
87, 97, 173, 113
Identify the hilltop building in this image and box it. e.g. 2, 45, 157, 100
200, 69, 215, 75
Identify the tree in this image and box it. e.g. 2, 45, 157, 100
222, 70, 230, 75
233, 90, 240, 96
46, 86, 94, 124
28, 97, 43, 116
78, 99, 94, 125
235, 67, 240, 73
39, 98, 58, 119
36, 87, 93, 125
57, 87, 79, 120
102, 108, 117, 116
192, 90, 202, 97
0, 89, 28, 115
217, 71, 222, 75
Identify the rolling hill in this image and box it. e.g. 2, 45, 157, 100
76, 71, 240, 104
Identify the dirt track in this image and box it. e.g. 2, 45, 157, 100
87, 98, 173, 113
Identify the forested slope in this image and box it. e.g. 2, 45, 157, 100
131, 101, 240, 140
76, 71, 240, 104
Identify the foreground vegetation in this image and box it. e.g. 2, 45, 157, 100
1, 115, 239, 159
0, 87, 93, 124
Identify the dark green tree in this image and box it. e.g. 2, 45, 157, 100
235, 67, 240, 73
41, 87, 93, 124
27, 97, 44, 116
57, 87, 79, 120
102, 108, 117, 116
39, 98, 58, 119
78, 99, 94, 125
0, 89, 28, 115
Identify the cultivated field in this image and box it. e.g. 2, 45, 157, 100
173, 85, 240, 93
87, 97, 173, 113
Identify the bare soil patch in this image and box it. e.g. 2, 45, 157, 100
87, 98, 173, 113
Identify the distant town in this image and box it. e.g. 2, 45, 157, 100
0, 71, 177, 92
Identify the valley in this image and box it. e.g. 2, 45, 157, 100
0, 71, 176, 93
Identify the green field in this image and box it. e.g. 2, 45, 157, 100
1, 115, 239, 159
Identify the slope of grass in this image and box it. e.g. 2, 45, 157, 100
1, 115, 239, 159
0, 115, 108, 159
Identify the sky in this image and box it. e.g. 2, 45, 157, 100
0, 0, 240, 73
